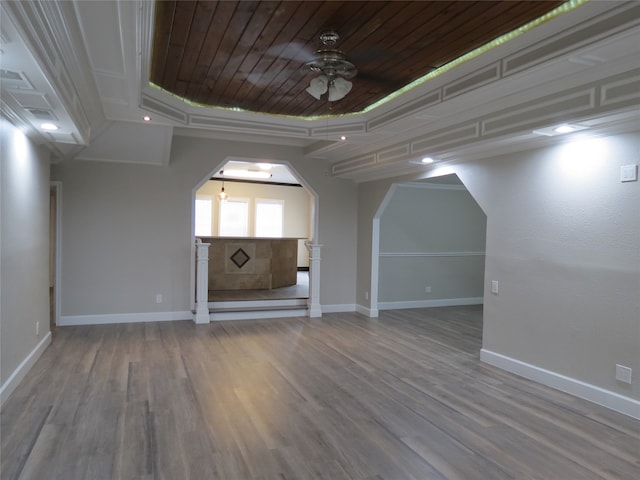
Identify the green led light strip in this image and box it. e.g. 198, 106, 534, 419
362, 0, 588, 114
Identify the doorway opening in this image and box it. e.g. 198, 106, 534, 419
371, 173, 487, 314
49, 182, 62, 329
190, 159, 319, 317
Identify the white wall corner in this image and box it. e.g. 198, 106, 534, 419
480, 349, 640, 420
1, 332, 52, 407
356, 304, 379, 318
193, 311, 210, 324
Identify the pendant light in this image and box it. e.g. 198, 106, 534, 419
217, 170, 228, 200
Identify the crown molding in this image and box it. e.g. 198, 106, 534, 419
331, 2, 640, 181
2, 0, 106, 146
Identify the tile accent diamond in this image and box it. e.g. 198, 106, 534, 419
230, 248, 251, 269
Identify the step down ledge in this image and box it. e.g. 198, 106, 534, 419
209, 299, 307, 309
211, 308, 308, 322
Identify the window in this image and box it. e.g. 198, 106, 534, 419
255, 199, 283, 237
194, 198, 212, 236
219, 198, 249, 236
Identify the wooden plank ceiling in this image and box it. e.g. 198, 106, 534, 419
151, 1, 565, 118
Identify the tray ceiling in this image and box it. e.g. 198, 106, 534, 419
150, 1, 564, 118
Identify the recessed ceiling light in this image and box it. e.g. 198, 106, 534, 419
421, 157, 434, 164
554, 124, 575, 134
143, 115, 151, 122
40, 123, 59, 131
340, 135, 347, 141
533, 124, 588, 137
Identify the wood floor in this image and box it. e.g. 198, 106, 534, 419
2, 306, 639, 479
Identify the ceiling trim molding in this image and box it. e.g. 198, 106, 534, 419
366, 2, 640, 139
3, 0, 105, 145
0, 99, 73, 161
188, 113, 310, 137
503, 2, 640, 77
367, 91, 442, 132
400, 183, 467, 191
332, 68, 640, 178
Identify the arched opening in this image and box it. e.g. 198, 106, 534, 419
190, 158, 319, 320
371, 173, 487, 317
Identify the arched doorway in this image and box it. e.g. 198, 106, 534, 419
371, 173, 487, 314
190, 158, 320, 321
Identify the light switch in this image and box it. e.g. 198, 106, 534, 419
620, 164, 638, 182
491, 280, 499, 294
616, 364, 632, 384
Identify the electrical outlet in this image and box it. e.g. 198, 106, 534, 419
155, 294, 162, 304
615, 364, 632, 384
425, 286, 432, 293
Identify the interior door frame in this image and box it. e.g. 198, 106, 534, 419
188, 158, 319, 314
50, 181, 62, 327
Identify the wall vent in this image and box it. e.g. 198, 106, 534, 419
0, 69, 33, 90
26, 108, 56, 120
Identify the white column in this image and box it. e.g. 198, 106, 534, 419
194, 241, 210, 324
305, 241, 322, 318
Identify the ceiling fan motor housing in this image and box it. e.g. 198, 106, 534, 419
307, 31, 357, 79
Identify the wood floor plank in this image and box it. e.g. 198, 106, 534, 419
2, 306, 639, 480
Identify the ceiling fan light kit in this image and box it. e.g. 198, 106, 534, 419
305, 31, 356, 102
328, 77, 352, 101
305, 75, 329, 100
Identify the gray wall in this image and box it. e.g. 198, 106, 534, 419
356, 179, 392, 312
52, 134, 357, 319
378, 183, 486, 304
458, 132, 640, 402
357, 130, 640, 402
1, 119, 51, 395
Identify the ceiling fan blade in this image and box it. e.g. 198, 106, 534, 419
348, 46, 396, 64
356, 71, 402, 88
264, 42, 316, 63
243, 72, 272, 87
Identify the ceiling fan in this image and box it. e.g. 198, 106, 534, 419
304, 31, 358, 102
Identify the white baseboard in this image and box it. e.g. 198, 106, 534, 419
58, 310, 192, 326
321, 303, 356, 314
356, 304, 379, 317
1, 332, 52, 406
378, 297, 483, 310
481, 349, 640, 420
